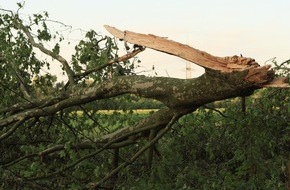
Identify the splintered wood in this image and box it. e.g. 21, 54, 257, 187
104, 25, 289, 88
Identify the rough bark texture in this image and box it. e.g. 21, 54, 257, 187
1, 24, 289, 188
1, 26, 288, 145
104, 25, 288, 88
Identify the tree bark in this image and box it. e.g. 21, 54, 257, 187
1, 10, 289, 189
104, 25, 289, 88
1, 26, 288, 144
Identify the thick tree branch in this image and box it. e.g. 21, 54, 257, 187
0, 95, 68, 115
104, 25, 259, 72
104, 25, 289, 88
1, 9, 288, 189
0, 119, 25, 141
98, 107, 176, 143
1, 26, 287, 130
0, 68, 277, 128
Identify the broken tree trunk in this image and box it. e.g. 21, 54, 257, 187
104, 25, 288, 88
84, 25, 290, 188
1, 23, 289, 189
101, 26, 290, 173
2, 26, 288, 141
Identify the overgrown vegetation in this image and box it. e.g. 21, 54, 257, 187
0, 4, 289, 190
118, 88, 289, 190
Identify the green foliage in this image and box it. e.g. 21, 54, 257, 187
0, 101, 153, 189
118, 88, 289, 189
72, 30, 136, 81
0, 4, 289, 190
0, 7, 54, 106
273, 58, 290, 78
52, 43, 60, 55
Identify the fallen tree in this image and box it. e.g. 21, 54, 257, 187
0, 7, 289, 189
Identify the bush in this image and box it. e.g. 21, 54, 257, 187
119, 88, 289, 189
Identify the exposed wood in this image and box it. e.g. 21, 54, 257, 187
104, 25, 258, 72
1, 9, 289, 189
104, 25, 289, 88
261, 77, 289, 88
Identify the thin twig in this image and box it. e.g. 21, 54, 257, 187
74, 47, 144, 79
79, 105, 109, 133
203, 105, 228, 118
2, 153, 38, 168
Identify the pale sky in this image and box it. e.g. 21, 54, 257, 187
1, 0, 290, 79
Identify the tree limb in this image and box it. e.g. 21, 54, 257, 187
74, 47, 145, 79
9, 61, 32, 99
24, 113, 168, 181
13, 16, 76, 85
104, 25, 289, 88
88, 113, 180, 189
104, 25, 258, 72
0, 68, 278, 128
0, 119, 25, 141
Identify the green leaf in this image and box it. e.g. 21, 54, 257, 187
59, 150, 66, 158
21, 171, 31, 178
64, 141, 72, 150
30, 162, 38, 171
17, 2, 24, 8
52, 43, 60, 54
